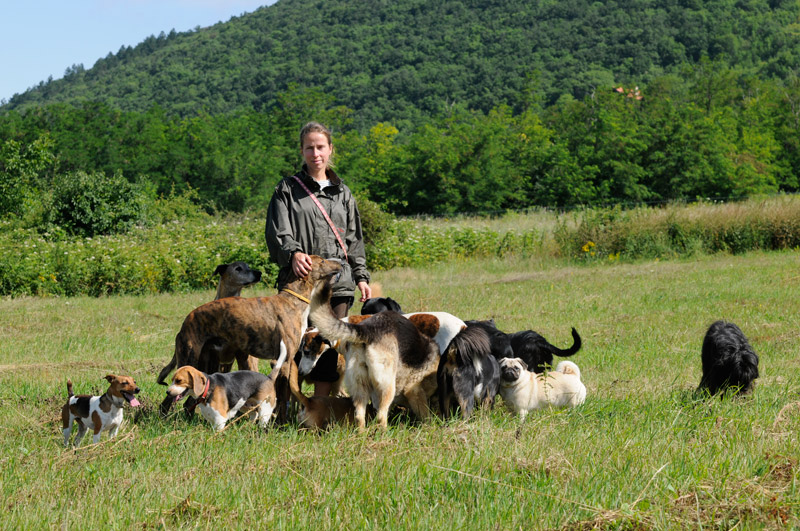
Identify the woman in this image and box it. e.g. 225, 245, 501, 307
265, 121, 372, 395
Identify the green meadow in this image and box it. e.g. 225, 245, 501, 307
1, 249, 799, 529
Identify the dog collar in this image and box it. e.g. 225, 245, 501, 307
197, 379, 211, 404
105, 391, 124, 407
281, 288, 310, 304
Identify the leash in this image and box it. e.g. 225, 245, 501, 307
281, 288, 310, 304
292, 175, 348, 261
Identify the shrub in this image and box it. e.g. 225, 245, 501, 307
47, 170, 150, 237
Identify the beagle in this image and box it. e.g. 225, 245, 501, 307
166, 366, 278, 431
61, 374, 141, 447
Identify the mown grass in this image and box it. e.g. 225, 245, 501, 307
1, 250, 799, 529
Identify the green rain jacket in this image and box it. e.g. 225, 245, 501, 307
265, 166, 370, 298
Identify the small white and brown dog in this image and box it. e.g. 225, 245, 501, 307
166, 366, 278, 431
61, 374, 141, 447
498, 358, 586, 420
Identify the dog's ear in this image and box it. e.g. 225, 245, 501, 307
516, 358, 528, 371
191, 370, 207, 397
104, 374, 117, 383
213, 264, 227, 276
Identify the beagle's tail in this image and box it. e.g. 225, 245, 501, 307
66, 379, 74, 398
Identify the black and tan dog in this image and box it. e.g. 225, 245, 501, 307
310, 273, 439, 429
61, 374, 141, 447
438, 325, 499, 420
697, 320, 759, 397
167, 366, 278, 431
157, 255, 342, 417
289, 357, 355, 430
295, 328, 347, 397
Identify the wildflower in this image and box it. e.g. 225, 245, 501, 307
581, 241, 596, 253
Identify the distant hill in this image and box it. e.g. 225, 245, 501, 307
3, 0, 800, 129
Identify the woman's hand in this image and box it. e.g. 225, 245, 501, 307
291, 252, 313, 277
357, 281, 372, 302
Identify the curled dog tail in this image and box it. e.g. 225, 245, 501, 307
66, 379, 74, 398
548, 327, 582, 357
555, 360, 582, 379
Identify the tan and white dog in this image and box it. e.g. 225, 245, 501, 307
61, 375, 141, 447
310, 273, 439, 429
498, 358, 586, 420
403, 312, 467, 355
166, 366, 278, 431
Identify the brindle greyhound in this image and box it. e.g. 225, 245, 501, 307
157, 256, 342, 419
211, 261, 263, 373
213, 261, 262, 300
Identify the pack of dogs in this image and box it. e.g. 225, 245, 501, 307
60, 258, 760, 445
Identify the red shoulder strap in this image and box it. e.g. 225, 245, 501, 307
292, 175, 348, 261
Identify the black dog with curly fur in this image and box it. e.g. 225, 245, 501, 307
698, 320, 759, 397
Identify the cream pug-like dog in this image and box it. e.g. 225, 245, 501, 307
498, 358, 586, 420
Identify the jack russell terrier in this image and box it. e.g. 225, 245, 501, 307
61, 374, 141, 447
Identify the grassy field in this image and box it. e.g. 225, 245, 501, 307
1, 250, 799, 529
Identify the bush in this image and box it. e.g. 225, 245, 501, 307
47, 170, 150, 237
0, 215, 278, 297
353, 192, 394, 246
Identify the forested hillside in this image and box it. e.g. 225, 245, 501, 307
3, 0, 800, 129
2, 0, 800, 221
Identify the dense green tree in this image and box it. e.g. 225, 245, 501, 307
3, 0, 799, 131
0, 134, 55, 218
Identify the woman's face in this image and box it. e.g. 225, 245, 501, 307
301, 131, 332, 175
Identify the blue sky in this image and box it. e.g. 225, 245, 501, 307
1, 0, 276, 103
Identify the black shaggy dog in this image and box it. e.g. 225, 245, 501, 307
437, 325, 499, 420
361, 297, 403, 315
698, 320, 759, 397
465, 320, 581, 373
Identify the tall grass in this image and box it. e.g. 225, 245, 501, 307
2, 196, 799, 297
556, 195, 800, 261
1, 250, 799, 529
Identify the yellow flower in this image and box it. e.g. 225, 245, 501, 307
581, 241, 596, 253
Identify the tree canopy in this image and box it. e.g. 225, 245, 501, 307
3, 0, 800, 131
